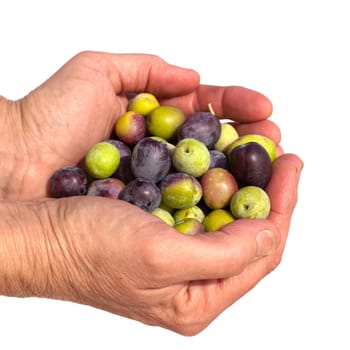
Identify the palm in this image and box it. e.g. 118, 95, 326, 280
0, 52, 303, 335
7, 51, 275, 201
17, 57, 127, 198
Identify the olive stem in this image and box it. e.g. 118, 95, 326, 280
208, 103, 216, 115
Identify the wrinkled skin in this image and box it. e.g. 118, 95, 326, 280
0, 51, 303, 336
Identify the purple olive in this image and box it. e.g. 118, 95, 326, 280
118, 178, 161, 212
178, 112, 221, 149
228, 142, 272, 188
87, 178, 125, 199
49, 166, 87, 198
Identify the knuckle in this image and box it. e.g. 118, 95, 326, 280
73, 50, 96, 61
165, 293, 210, 336
266, 252, 283, 274
271, 253, 283, 270
139, 238, 166, 277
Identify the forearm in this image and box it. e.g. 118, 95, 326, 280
0, 198, 97, 304
0, 199, 50, 297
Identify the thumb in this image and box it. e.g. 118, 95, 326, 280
75, 51, 200, 98
156, 219, 280, 284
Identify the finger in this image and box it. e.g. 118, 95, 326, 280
276, 144, 284, 157
222, 154, 303, 297
98, 51, 272, 123
266, 153, 304, 247
180, 154, 303, 315
90, 52, 201, 97
161, 85, 273, 122
197, 85, 273, 122
151, 218, 280, 285
145, 154, 302, 286
239, 154, 302, 286
234, 120, 281, 146
234, 119, 283, 156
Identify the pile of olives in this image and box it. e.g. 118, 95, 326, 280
49, 92, 276, 234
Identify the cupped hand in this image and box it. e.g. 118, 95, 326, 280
2, 51, 275, 199
0, 51, 303, 335
20, 151, 300, 336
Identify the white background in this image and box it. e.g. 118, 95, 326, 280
0, 0, 349, 349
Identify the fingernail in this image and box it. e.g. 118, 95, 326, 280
256, 230, 275, 257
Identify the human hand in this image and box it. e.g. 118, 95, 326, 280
1, 51, 276, 199
1, 152, 301, 335
0, 51, 303, 335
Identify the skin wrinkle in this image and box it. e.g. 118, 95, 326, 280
0, 201, 41, 296
134, 56, 162, 96
75, 55, 124, 130
23, 201, 58, 297
47, 201, 104, 301
0, 52, 303, 335
60, 200, 149, 305
171, 280, 215, 334
24, 199, 83, 300
145, 60, 159, 94
0, 101, 19, 198
15, 98, 70, 197
103, 53, 146, 95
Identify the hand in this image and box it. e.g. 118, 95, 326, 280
1, 51, 275, 199
0, 51, 303, 335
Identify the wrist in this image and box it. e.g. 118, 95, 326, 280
0, 97, 25, 199
0, 198, 94, 303
0, 199, 51, 297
